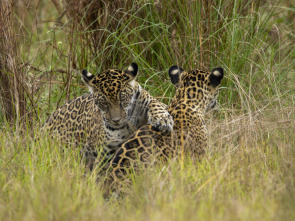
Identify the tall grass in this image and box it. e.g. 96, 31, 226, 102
0, 0, 294, 220
0, 1, 28, 128
0, 108, 294, 220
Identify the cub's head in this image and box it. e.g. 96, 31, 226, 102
82, 63, 139, 126
168, 66, 223, 113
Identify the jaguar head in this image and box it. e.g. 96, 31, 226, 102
168, 66, 223, 114
82, 63, 139, 127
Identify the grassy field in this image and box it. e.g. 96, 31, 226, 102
0, 0, 294, 220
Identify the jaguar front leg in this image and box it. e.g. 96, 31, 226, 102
147, 101, 174, 133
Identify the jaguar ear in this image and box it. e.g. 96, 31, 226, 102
125, 62, 138, 78
209, 67, 224, 87
168, 65, 183, 85
82, 69, 96, 93
82, 69, 95, 83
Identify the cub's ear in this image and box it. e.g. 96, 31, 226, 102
125, 62, 138, 78
168, 65, 183, 85
82, 69, 95, 83
82, 69, 97, 93
209, 67, 224, 87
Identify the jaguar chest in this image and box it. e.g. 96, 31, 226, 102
103, 123, 135, 148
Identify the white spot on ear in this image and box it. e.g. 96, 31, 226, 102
87, 86, 93, 93
213, 70, 221, 77
128, 66, 134, 72
128, 80, 135, 87
87, 72, 93, 77
171, 69, 179, 75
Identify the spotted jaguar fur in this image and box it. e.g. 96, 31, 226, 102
43, 63, 174, 168
104, 65, 224, 191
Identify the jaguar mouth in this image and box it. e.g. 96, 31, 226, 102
105, 122, 126, 131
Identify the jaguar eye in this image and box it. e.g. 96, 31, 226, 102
119, 93, 126, 101
95, 94, 108, 111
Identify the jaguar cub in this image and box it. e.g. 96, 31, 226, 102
44, 63, 173, 167
105, 65, 224, 190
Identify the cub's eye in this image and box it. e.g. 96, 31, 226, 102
99, 94, 107, 103
119, 93, 126, 101
119, 92, 133, 108
95, 94, 108, 111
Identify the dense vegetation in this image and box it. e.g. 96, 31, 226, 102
0, 0, 294, 220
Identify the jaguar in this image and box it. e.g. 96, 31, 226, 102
104, 65, 224, 191
44, 63, 174, 168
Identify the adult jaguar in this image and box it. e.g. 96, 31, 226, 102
44, 63, 174, 168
